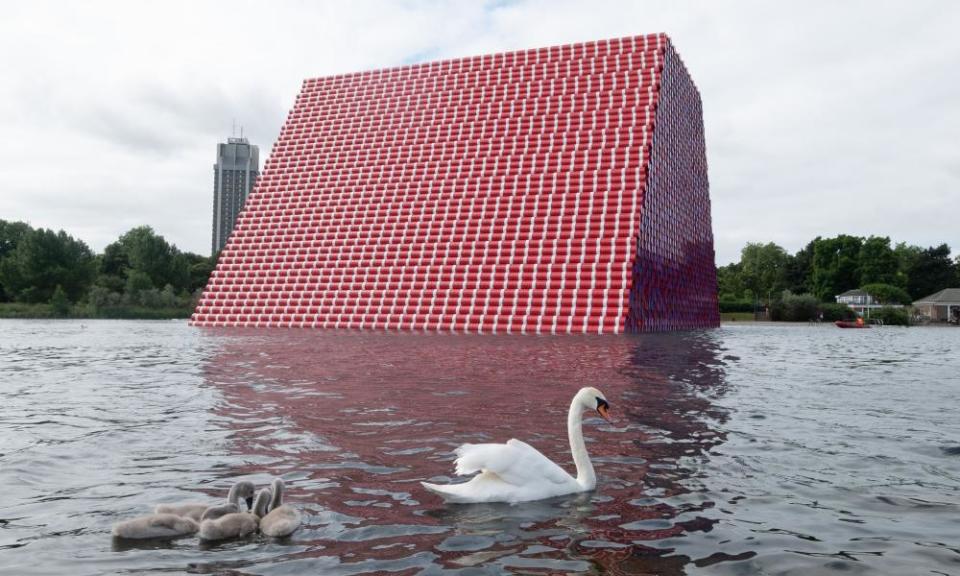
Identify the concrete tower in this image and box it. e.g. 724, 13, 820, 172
212, 136, 259, 255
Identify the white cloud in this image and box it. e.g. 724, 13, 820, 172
1, 0, 957, 264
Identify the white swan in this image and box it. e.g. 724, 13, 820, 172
111, 513, 199, 540
198, 488, 271, 541
421, 386, 612, 504
155, 480, 255, 521
259, 478, 301, 538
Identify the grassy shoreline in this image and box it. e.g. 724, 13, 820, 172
0, 302, 193, 320
720, 312, 757, 322
2, 305, 930, 325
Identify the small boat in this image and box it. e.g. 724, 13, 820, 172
834, 321, 870, 329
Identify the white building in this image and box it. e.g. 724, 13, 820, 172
835, 288, 908, 317
835, 289, 881, 316
913, 288, 960, 323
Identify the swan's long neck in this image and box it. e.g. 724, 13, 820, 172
270, 479, 284, 510
227, 484, 241, 506
568, 397, 596, 490
254, 489, 271, 517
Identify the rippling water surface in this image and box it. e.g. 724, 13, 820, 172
0, 320, 958, 575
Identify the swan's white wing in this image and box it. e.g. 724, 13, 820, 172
454, 439, 573, 487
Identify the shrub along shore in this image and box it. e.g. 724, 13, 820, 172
3, 221, 956, 324
1, 220, 213, 319
718, 236, 958, 326
0, 301, 193, 319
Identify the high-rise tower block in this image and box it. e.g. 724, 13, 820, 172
212, 137, 259, 255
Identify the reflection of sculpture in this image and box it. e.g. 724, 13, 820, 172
201, 329, 728, 571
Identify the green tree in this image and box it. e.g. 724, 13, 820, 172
0, 227, 96, 303
717, 262, 746, 301
91, 242, 129, 296
0, 220, 33, 301
92, 271, 126, 294
170, 252, 209, 293
125, 269, 154, 300
160, 284, 180, 307
893, 242, 921, 289
87, 284, 121, 311
99, 239, 130, 275
859, 236, 898, 285
95, 226, 210, 305
871, 306, 910, 326
187, 257, 215, 293
906, 244, 955, 300
49, 284, 70, 316
769, 290, 819, 321
784, 240, 814, 294
811, 235, 863, 301
0, 220, 32, 260
740, 242, 789, 304
860, 283, 912, 305
116, 226, 176, 289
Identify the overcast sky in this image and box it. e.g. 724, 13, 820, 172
1, 0, 957, 264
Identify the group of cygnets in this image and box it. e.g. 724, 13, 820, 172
112, 478, 301, 541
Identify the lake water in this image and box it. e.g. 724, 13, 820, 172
0, 320, 958, 575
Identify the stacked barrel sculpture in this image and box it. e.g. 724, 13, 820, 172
191, 34, 719, 333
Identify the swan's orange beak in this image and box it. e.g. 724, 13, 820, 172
597, 404, 611, 422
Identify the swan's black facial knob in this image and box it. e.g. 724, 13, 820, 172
245, 496, 254, 511
596, 397, 611, 422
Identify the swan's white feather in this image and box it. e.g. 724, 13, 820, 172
111, 513, 198, 539
454, 440, 573, 486
198, 512, 258, 541
422, 387, 608, 504
153, 503, 208, 522
260, 505, 301, 537
422, 439, 581, 504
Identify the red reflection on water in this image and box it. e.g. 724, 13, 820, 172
202, 330, 727, 573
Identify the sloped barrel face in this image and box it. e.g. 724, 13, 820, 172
628, 42, 719, 331
191, 34, 718, 333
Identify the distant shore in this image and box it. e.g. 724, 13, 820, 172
2, 307, 950, 327
0, 302, 192, 320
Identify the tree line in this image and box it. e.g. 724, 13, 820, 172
718, 235, 959, 321
0, 220, 215, 317
2, 221, 957, 321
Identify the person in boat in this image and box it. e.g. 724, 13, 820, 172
856, 316, 864, 326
